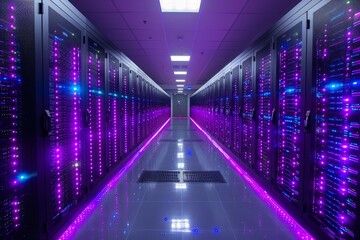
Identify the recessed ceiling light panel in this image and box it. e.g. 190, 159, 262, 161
174, 71, 187, 75
176, 79, 186, 82
171, 55, 191, 62
160, 0, 201, 13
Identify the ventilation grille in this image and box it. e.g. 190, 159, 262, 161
137, 171, 180, 183
183, 171, 226, 183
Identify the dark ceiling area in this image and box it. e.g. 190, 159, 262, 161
68, 0, 301, 94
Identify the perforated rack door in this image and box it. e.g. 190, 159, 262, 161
120, 64, 130, 156
231, 66, 241, 155
276, 22, 303, 205
311, 1, 360, 239
255, 44, 273, 181
46, 7, 84, 223
241, 57, 255, 167
219, 77, 225, 142
87, 38, 106, 184
224, 72, 232, 148
136, 76, 141, 145
0, 2, 23, 237
107, 53, 120, 168
128, 71, 135, 151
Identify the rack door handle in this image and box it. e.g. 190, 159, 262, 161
43, 110, 51, 137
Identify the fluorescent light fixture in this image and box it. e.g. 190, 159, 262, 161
178, 91, 184, 93
171, 55, 190, 62
174, 71, 187, 75
171, 219, 190, 232
176, 79, 186, 82
177, 152, 184, 158
177, 142, 183, 147
175, 183, 187, 189
177, 162, 184, 169
177, 85, 184, 87
160, 0, 201, 13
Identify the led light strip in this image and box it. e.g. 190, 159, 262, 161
57, 118, 170, 240
72, 47, 80, 196
97, 59, 103, 177
190, 118, 314, 240
8, 4, 20, 228
88, 55, 94, 182
53, 39, 62, 211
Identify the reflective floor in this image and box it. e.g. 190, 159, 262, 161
70, 118, 296, 240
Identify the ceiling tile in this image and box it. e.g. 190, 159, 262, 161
140, 40, 168, 50
198, 13, 238, 30
223, 30, 252, 42
242, 0, 300, 14
193, 41, 221, 50
86, 13, 128, 29
196, 30, 227, 41
133, 29, 165, 41
69, 0, 117, 13
162, 14, 199, 31
200, 0, 248, 13
113, 40, 143, 50
232, 14, 278, 31
122, 12, 162, 29
112, 0, 160, 12
145, 49, 169, 56
219, 41, 241, 50
103, 29, 136, 41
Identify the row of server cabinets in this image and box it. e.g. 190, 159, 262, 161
0, 0, 170, 239
191, 0, 360, 239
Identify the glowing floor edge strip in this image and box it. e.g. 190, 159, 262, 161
57, 118, 171, 240
190, 117, 315, 240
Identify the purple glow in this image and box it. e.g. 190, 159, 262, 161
57, 118, 170, 240
190, 118, 314, 240
7, 3, 21, 228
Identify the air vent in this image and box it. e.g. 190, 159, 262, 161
137, 171, 180, 183
183, 171, 226, 183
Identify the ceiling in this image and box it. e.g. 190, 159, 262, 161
68, 0, 301, 94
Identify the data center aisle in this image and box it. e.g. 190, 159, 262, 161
70, 118, 296, 240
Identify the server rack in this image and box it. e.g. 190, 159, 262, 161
0, 1, 40, 238
120, 64, 130, 156
136, 76, 142, 145
43, 7, 86, 236
86, 37, 106, 185
219, 76, 225, 143
255, 43, 273, 181
308, 1, 360, 239
241, 56, 255, 167
129, 70, 136, 151
224, 72, 232, 148
107, 53, 121, 168
214, 80, 220, 138
275, 16, 307, 209
231, 66, 241, 155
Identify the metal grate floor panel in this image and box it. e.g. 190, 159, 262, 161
137, 171, 180, 183
183, 171, 226, 183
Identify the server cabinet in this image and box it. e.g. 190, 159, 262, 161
86, 38, 106, 185
136, 76, 141, 145
141, 78, 146, 141
219, 77, 226, 142
275, 17, 307, 208
120, 64, 130, 156
241, 56, 255, 167
107, 53, 121, 168
44, 6, 85, 234
231, 66, 241, 155
129, 71, 136, 151
0, 1, 39, 238
224, 72, 232, 148
309, 1, 360, 239
255, 43, 273, 181
214, 80, 220, 138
